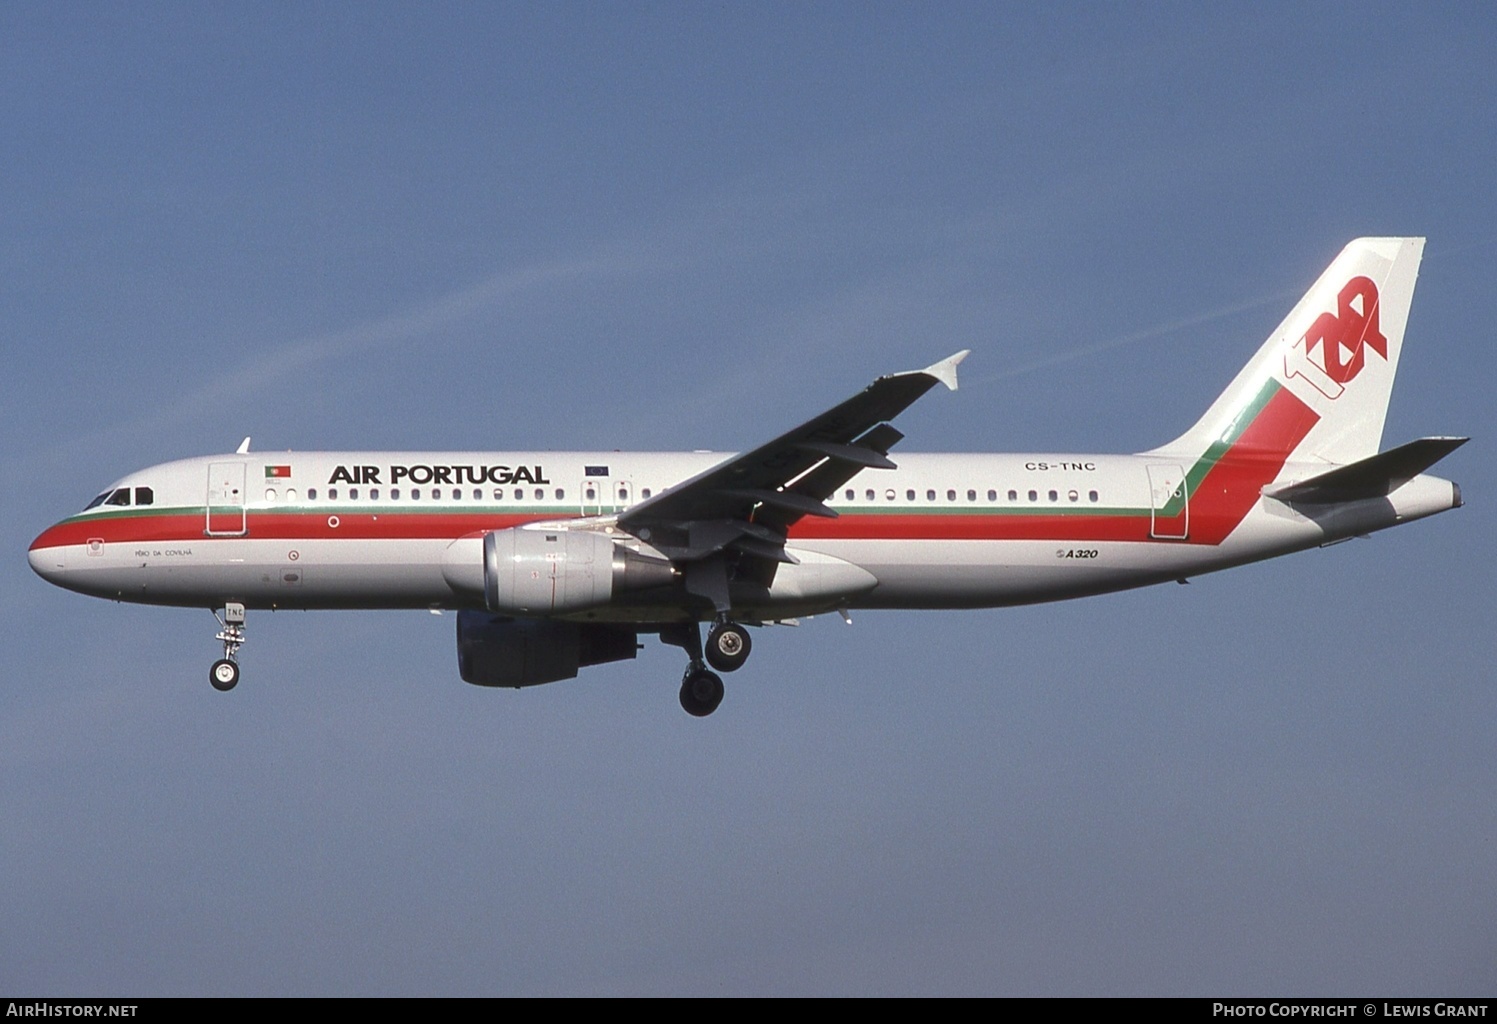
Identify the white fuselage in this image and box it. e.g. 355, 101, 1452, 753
27, 449, 1460, 621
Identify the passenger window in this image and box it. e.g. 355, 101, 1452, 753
134, 487, 154, 506
431, 489, 441, 500
926, 489, 935, 501
349, 488, 358, 500
410, 489, 420, 501
1089, 490, 1099, 502
617, 486, 628, 501
286, 488, 298, 501
1068, 490, 1079, 502
476, 489, 484, 501
1048, 490, 1058, 502
307, 488, 318, 500
947, 489, 956, 501
390, 488, 399, 500
641, 488, 651, 499
265, 489, 277, 501
866, 489, 875, 501
844, 489, 854, 500
968, 490, 977, 501
1028, 490, 1037, 502
1007, 490, 1017, 501
370, 488, 380, 500
988, 489, 998, 502
452, 488, 462, 500
328, 488, 338, 500
907, 489, 916, 501
585, 486, 597, 500
885, 489, 896, 501
514, 488, 524, 500
554, 488, 562, 501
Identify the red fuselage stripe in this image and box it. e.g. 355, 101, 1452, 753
32, 388, 1322, 553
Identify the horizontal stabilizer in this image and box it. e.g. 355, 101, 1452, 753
1264, 436, 1468, 504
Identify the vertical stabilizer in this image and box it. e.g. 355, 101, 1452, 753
1150, 237, 1425, 466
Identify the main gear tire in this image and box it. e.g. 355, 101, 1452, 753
704, 622, 751, 673
679, 669, 725, 717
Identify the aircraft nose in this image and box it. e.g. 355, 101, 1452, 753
28, 527, 69, 584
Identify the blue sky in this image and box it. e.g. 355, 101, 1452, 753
3, 2, 1494, 995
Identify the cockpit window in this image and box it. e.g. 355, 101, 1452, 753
83, 487, 134, 510
134, 487, 154, 506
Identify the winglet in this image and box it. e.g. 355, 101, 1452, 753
236, 437, 252, 454
922, 350, 970, 392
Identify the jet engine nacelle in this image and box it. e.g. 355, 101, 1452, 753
456, 611, 638, 688
468, 527, 677, 615
485, 527, 613, 614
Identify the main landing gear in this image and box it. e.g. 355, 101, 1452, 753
210, 602, 246, 692
662, 617, 753, 717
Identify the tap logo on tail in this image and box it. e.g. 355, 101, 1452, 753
1283, 276, 1387, 400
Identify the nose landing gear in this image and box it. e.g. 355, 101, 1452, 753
210, 602, 245, 692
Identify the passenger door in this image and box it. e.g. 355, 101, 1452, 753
1147, 463, 1189, 540
206, 462, 248, 536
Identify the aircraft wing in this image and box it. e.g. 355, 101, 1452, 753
617, 350, 968, 566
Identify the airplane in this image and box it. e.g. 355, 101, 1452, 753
29, 237, 1465, 716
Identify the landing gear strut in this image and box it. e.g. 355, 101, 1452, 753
210, 602, 245, 692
